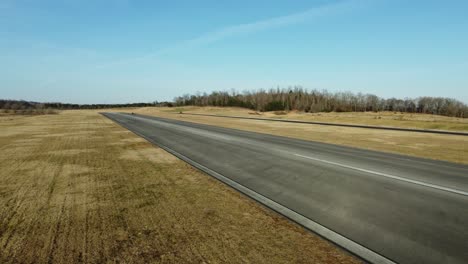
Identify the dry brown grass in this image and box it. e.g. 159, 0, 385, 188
122, 107, 468, 164
0, 110, 359, 263
159, 106, 468, 132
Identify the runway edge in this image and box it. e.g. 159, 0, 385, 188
102, 112, 396, 264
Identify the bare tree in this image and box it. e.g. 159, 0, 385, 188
173, 89, 467, 118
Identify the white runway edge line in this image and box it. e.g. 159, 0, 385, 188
152, 147, 397, 264
102, 113, 396, 264
294, 154, 468, 196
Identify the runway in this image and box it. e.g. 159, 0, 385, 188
103, 112, 468, 264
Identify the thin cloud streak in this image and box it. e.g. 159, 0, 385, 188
38, 0, 367, 90
95, 0, 365, 69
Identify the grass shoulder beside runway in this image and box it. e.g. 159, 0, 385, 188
0, 110, 359, 263
122, 107, 468, 164
165, 106, 468, 132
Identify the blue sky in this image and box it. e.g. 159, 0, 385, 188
1, 0, 467, 104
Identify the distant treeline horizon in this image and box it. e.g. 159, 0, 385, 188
0, 100, 173, 115
2, 87, 467, 118
174, 87, 467, 118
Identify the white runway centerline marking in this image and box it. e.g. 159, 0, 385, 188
294, 154, 468, 196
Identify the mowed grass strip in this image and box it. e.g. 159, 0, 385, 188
125, 107, 468, 164
0, 111, 360, 263
161, 106, 468, 132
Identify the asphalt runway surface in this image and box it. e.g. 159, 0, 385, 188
103, 112, 468, 264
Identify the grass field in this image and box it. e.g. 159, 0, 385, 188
123, 107, 468, 164
0, 111, 359, 263
164, 106, 468, 132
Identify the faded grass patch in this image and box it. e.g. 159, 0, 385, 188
61, 164, 92, 177
120, 147, 178, 164
48, 149, 97, 156
121, 137, 146, 143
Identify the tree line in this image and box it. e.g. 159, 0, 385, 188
3, 88, 466, 118
0, 100, 174, 114
0, 100, 57, 115
174, 87, 467, 118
